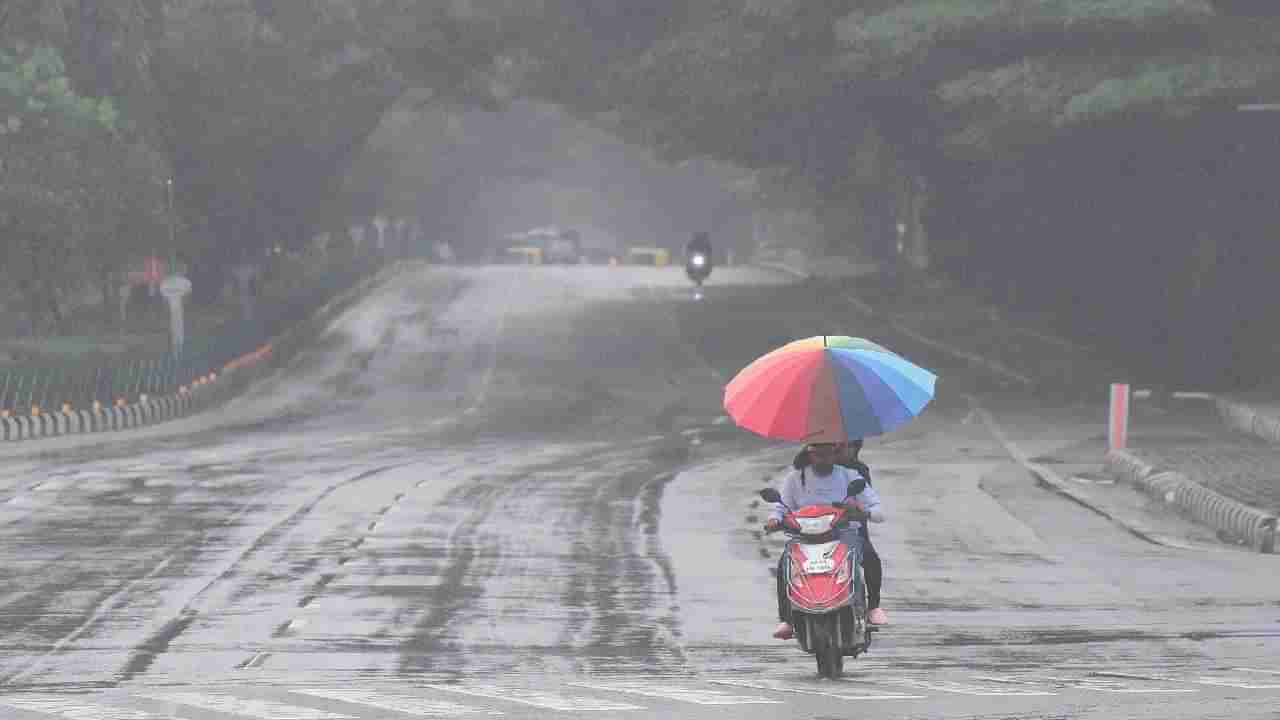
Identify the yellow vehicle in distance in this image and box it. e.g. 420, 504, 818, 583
496, 227, 582, 265
501, 245, 543, 265
626, 247, 670, 266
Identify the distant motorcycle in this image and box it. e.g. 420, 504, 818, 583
760, 488, 873, 678
686, 251, 711, 287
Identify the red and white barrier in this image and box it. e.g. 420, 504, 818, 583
1109, 383, 1130, 451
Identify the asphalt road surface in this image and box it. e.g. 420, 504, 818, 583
0, 265, 1276, 719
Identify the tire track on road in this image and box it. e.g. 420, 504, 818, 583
0, 496, 261, 687
110, 463, 406, 683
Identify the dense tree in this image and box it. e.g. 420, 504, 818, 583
474, 0, 1280, 385
8, 0, 1280, 383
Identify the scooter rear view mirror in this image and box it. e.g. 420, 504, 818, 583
758, 488, 783, 504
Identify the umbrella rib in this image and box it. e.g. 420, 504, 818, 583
761, 358, 821, 439
730, 352, 819, 440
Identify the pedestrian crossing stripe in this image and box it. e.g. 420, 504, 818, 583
1095, 670, 1280, 691
885, 679, 1056, 697
1195, 677, 1280, 690
135, 692, 355, 719
974, 675, 1197, 694
2, 669, 1278, 719
569, 681, 783, 704
292, 689, 504, 716
0, 696, 162, 720
708, 678, 924, 701
425, 685, 645, 712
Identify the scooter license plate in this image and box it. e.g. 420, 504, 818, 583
802, 558, 835, 574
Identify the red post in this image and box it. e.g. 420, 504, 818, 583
1109, 383, 1130, 451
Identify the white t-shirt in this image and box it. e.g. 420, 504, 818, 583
768, 464, 884, 530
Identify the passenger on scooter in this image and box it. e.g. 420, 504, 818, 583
792, 439, 888, 627
766, 441, 884, 640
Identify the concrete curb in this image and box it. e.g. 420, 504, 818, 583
968, 398, 1195, 549
1214, 395, 1280, 444
0, 260, 413, 445
1105, 448, 1277, 553
0, 380, 231, 443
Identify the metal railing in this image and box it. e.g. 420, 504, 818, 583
0, 258, 381, 415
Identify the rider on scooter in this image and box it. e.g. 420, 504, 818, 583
766, 441, 885, 640
792, 439, 889, 627
685, 231, 712, 261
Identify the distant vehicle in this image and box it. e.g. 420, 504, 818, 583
626, 247, 670, 266
686, 250, 711, 286
498, 227, 582, 265
545, 228, 582, 265
501, 245, 543, 265
685, 231, 712, 286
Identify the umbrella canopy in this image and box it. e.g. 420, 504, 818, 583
724, 335, 936, 442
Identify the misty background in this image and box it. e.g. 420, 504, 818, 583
4, 1, 1280, 389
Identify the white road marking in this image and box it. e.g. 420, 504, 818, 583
570, 680, 782, 705
1195, 677, 1280, 690
885, 679, 1055, 697
0, 696, 174, 719
1236, 668, 1280, 675
426, 685, 644, 712
1096, 670, 1280, 691
975, 674, 1196, 694
709, 678, 923, 701
294, 689, 503, 716
136, 692, 354, 719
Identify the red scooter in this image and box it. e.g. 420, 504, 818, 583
760, 488, 872, 678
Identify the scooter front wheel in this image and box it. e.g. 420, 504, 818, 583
812, 615, 843, 679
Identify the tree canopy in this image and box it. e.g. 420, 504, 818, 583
6, 0, 1280, 383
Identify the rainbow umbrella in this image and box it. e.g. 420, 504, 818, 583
723, 335, 936, 442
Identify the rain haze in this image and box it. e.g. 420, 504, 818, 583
2, 2, 1279, 719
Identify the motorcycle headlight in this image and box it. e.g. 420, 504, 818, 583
691, 255, 706, 267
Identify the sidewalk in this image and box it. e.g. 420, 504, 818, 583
1212, 382, 1280, 444
750, 250, 1279, 553
1105, 398, 1279, 553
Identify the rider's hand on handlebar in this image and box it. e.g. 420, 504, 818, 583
764, 518, 782, 532
842, 498, 869, 521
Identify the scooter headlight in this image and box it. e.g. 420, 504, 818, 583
691, 254, 706, 267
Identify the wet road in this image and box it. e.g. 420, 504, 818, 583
0, 265, 1276, 719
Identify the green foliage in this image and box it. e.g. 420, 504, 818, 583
843, 0, 1214, 51
0, 44, 118, 135
1062, 56, 1280, 122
